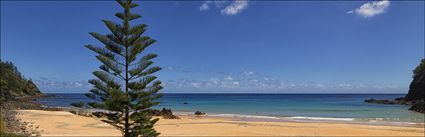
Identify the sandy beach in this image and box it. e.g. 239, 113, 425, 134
17, 109, 424, 136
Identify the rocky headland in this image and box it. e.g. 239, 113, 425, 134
0, 60, 46, 136
365, 59, 425, 114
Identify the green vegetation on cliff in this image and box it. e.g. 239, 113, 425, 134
413, 59, 425, 78
0, 60, 41, 101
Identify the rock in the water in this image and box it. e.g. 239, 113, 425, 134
409, 101, 425, 114
364, 99, 395, 104
364, 98, 410, 105
395, 97, 405, 101
194, 111, 206, 116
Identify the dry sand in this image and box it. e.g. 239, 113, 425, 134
17, 110, 424, 136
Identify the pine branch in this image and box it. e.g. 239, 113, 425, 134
129, 81, 163, 103
90, 32, 125, 57
85, 44, 115, 59
87, 102, 106, 109
116, 12, 141, 21
129, 53, 157, 67
129, 61, 153, 79
128, 76, 157, 91
129, 24, 147, 36
105, 89, 129, 112
96, 55, 124, 77
135, 67, 161, 80
103, 20, 124, 44
100, 65, 126, 80
116, 0, 138, 9
93, 71, 121, 89
89, 89, 108, 99
88, 79, 110, 93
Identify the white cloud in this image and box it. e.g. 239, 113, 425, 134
34, 78, 91, 93
221, 0, 249, 16
348, 0, 390, 18
167, 66, 174, 70
192, 82, 202, 88
242, 71, 254, 76
200, 1, 211, 11
199, 0, 249, 16
162, 70, 404, 93
224, 76, 233, 80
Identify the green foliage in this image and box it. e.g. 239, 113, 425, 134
413, 59, 425, 78
0, 60, 41, 101
82, 0, 163, 136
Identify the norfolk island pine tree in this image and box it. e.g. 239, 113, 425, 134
74, 0, 163, 136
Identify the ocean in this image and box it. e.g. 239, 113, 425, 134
35, 93, 424, 124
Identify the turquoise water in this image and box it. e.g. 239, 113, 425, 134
36, 93, 424, 123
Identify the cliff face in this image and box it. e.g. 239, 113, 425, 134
364, 59, 425, 114
0, 60, 42, 101
404, 74, 425, 101
404, 59, 425, 101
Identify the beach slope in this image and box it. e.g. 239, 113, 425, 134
18, 110, 424, 136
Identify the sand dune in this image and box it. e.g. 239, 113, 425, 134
18, 110, 424, 136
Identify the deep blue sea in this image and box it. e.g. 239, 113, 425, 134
36, 93, 424, 123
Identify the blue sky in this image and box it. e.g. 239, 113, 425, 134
1, 0, 424, 93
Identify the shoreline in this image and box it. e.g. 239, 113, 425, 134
35, 93, 425, 125
17, 109, 425, 136
40, 106, 425, 128
175, 111, 425, 128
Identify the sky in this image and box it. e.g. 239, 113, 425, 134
1, 0, 424, 93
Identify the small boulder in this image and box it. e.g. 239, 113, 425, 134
194, 111, 206, 116
147, 108, 179, 119
160, 108, 179, 119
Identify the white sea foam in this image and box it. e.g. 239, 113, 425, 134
209, 113, 280, 119
173, 111, 194, 116
208, 113, 355, 122
173, 111, 423, 126
289, 116, 354, 121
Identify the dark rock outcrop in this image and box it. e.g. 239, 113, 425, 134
405, 59, 425, 101
89, 108, 180, 119
409, 101, 425, 114
147, 108, 180, 119
364, 98, 410, 105
405, 59, 425, 113
365, 98, 424, 114
194, 111, 206, 116
365, 59, 425, 114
